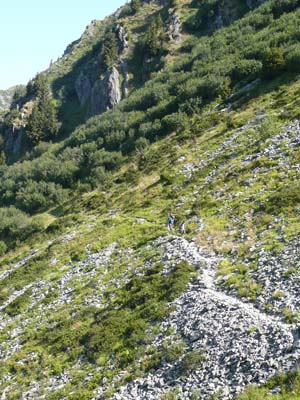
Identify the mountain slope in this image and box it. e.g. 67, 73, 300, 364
0, 0, 300, 399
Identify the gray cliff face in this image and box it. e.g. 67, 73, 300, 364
117, 25, 128, 52
75, 72, 92, 105
90, 66, 121, 116
211, 0, 268, 30
74, 25, 128, 115
3, 126, 24, 155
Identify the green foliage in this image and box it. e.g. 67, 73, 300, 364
286, 45, 300, 72
84, 261, 195, 365
2, 0, 300, 217
131, 0, 142, 14
186, 0, 219, 32
160, 388, 180, 400
0, 207, 41, 242
262, 48, 286, 80
258, 185, 300, 215
101, 29, 119, 69
180, 349, 205, 375
4, 289, 32, 316
2, 2, 300, 397
0, 151, 6, 165
26, 74, 59, 145
238, 369, 300, 399
143, 15, 165, 57
135, 137, 149, 151
0, 241, 7, 256
231, 59, 262, 83
16, 180, 67, 213
162, 112, 188, 133
271, 0, 300, 19
282, 307, 299, 324
11, 85, 26, 107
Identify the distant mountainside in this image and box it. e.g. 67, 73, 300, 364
1, 0, 300, 399
0, 87, 16, 111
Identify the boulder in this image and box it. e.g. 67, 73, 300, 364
90, 66, 121, 116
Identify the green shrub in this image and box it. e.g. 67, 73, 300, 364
282, 307, 299, 323
0, 206, 42, 241
286, 45, 300, 72
162, 112, 188, 133
131, 0, 141, 14
262, 48, 285, 79
231, 59, 262, 82
160, 388, 180, 400
180, 349, 205, 375
0, 241, 7, 256
5, 290, 32, 316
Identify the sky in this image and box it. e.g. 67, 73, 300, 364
0, 1, 126, 90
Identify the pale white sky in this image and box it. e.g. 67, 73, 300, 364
0, 1, 126, 89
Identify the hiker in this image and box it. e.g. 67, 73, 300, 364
167, 214, 175, 231
179, 221, 186, 235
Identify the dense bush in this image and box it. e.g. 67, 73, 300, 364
131, 0, 141, 14
162, 112, 188, 133
271, 0, 300, 19
231, 59, 262, 82
0, 241, 7, 256
15, 181, 67, 213
0, 207, 42, 241
285, 45, 300, 72
142, 14, 166, 56
262, 48, 285, 79
186, 0, 219, 32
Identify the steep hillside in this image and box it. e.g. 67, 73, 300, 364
1, 0, 300, 399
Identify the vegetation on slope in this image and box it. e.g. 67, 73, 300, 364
1, 0, 300, 245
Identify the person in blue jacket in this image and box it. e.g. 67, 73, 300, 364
167, 214, 175, 231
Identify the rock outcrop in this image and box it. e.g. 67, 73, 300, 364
75, 71, 92, 105
168, 12, 182, 42
90, 66, 121, 116
116, 24, 128, 52
3, 127, 24, 155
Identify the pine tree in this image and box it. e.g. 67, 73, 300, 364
143, 15, 165, 56
101, 29, 119, 70
26, 74, 59, 145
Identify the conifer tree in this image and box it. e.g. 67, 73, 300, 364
101, 29, 119, 70
26, 74, 59, 145
143, 14, 165, 56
